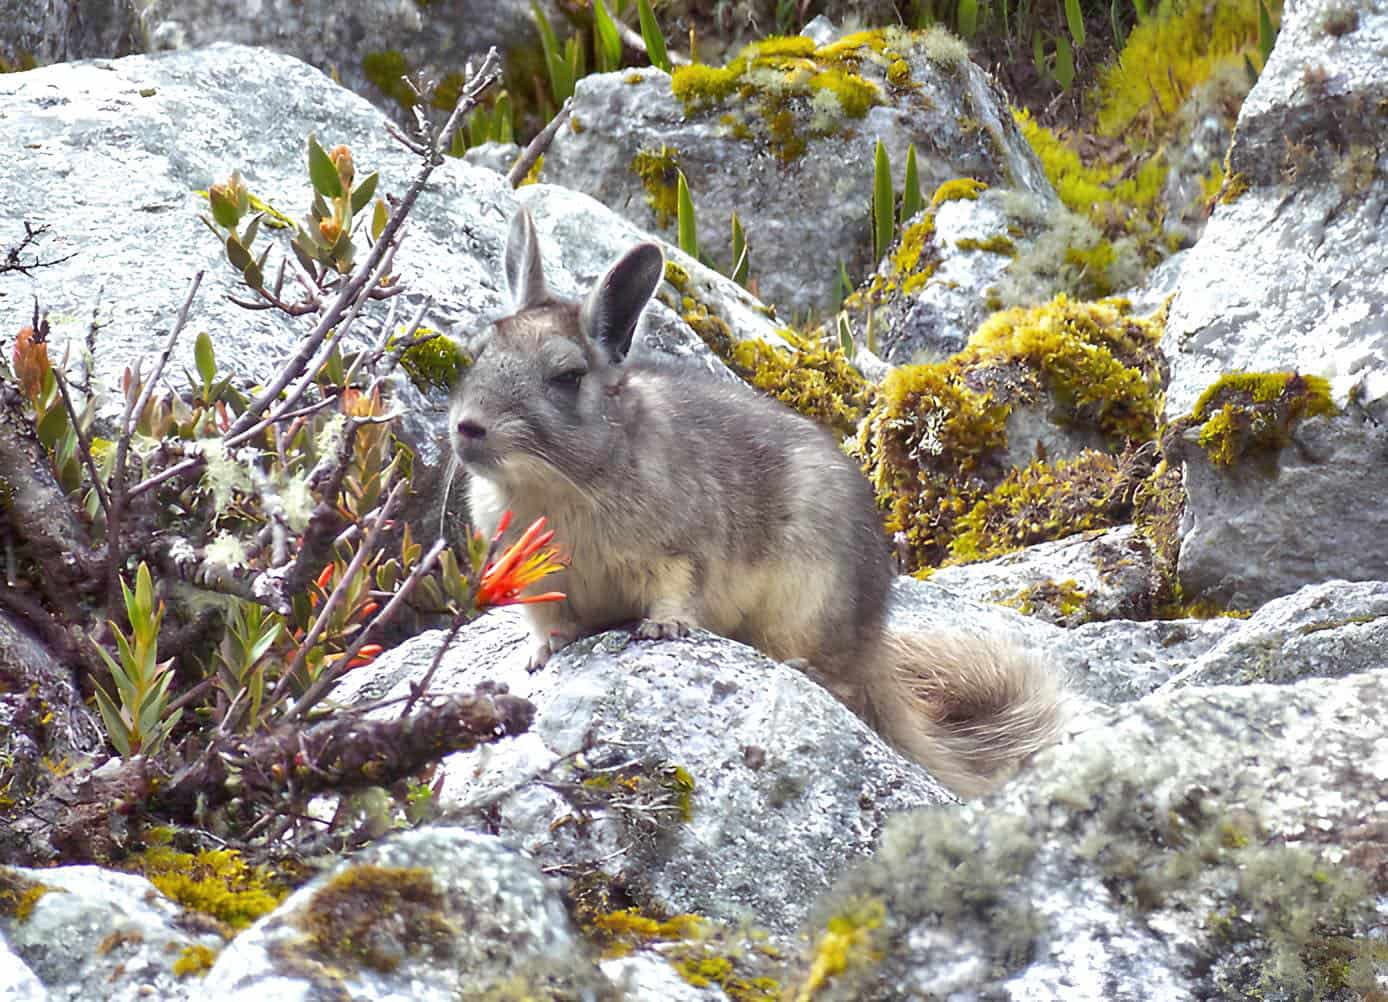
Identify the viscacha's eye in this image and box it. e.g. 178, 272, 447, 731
549, 368, 586, 389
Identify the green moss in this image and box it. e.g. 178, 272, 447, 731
631, 144, 683, 227
1095, 0, 1274, 140
679, 296, 738, 361
0, 50, 39, 73
362, 50, 418, 109
127, 846, 285, 931
670, 60, 746, 111
0, 867, 53, 921
1004, 578, 1092, 622
955, 234, 1016, 255
930, 177, 988, 207
1189, 372, 1337, 468
663, 260, 690, 291
173, 943, 219, 978
297, 864, 455, 973
965, 295, 1165, 443
947, 452, 1130, 565
396, 331, 466, 392
730, 331, 875, 437
1012, 108, 1169, 254
856, 296, 1162, 572
743, 35, 819, 59
1219, 171, 1250, 204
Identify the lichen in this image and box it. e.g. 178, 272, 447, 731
173, 943, 219, 978
955, 234, 1017, 255
1003, 578, 1093, 623
794, 899, 886, 999
297, 864, 455, 973
930, 177, 988, 207
631, 145, 683, 227
125, 845, 284, 931
1188, 372, 1336, 468
0, 867, 53, 922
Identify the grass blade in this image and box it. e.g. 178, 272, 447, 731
872, 139, 894, 264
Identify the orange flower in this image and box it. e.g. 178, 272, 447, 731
475, 514, 566, 609
13, 325, 49, 402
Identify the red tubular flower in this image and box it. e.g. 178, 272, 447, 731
475, 514, 566, 609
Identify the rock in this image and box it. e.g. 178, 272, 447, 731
540, 28, 1053, 315
0, 935, 46, 1002
0, 0, 140, 67
0, 45, 782, 455
1159, 578, 1388, 690
0, 864, 225, 1002
926, 525, 1155, 626
1161, 0, 1388, 605
332, 608, 949, 941
786, 666, 1388, 999
203, 827, 615, 1000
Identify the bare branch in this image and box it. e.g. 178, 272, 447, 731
509, 98, 572, 188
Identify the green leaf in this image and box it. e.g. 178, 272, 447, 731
1130, 0, 1147, 18
93, 685, 134, 757
637, 0, 671, 72
902, 143, 923, 223
36, 402, 69, 451
225, 234, 253, 272
1032, 28, 1046, 78
676, 170, 699, 258
729, 211, 749, 286
1054, 33, 1075, 90
1064, 0, 1086, 48
1257, 0, 1276, 68
241, 212, 263, 249
350, 172, 379, 217
307, 134, 343, 199
956, 0, 978, 39
371, 199, 389, 242
195, 331, 216, 389
1110, 0, 1126, 46
243, 258, 265, 291
593, 0, 622, 73
836, 312, 855, 359
872, 139, 893, 264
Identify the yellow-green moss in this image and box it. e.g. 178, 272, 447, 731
631, 144, 683, 227
396, 331, 466, 392
1218, 171, 1250, 204
856, 296, 1162, 572
0, 868, 53, 921
127, 846, 286, 931
730, 331, 875, 437
297, 864, 454, 973
592, 908, 706, 957
1189, 372, 1337, 468
1095, 0, 1275, 140
663, 259, 690, 291
1004, 578, 1092, 621
955, 234, 1017, 255
793, 899, 885, 999
965, 295, 1165, 443
362, 50, 417, 109
930, 177, 988, 207
947, 452, 1128, 565
1013, 108, 1169, 251
679, 296, 738, 360
173, 943, 219, 978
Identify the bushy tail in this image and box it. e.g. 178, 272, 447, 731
867, 630, 1065, 799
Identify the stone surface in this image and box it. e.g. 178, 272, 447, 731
540, 29, 1054, 315
203, 827, 613, 1000
0, 0, 140, 67
790, 665, 1388, 999
0, 865, 224, 1002
333, 607, 950, 941
1160, 0, 1388, 605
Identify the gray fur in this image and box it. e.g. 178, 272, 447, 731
449, 209, 1064, 797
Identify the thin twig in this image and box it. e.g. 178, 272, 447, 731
286, 537, 447, 722
400, 613, 468, 719
50, 367, 111, 518
508, 99, 572, 188
128, 270, 204, 438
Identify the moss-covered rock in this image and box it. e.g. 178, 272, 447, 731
1187, 372, 1336, 469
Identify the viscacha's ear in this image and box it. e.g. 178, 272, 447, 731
505, 208, 550, 309
580, 242, 664, 363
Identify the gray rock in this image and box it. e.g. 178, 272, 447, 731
203, 827, 613, 1000
540, 28, 1053, 315
0, 865, 224, 1002
332, 608, 949, 941
926, 526, 1155, 626
1160, 0, 1388, 605
0, 0, 140, 66
1160, 578, 1388, 691
0, 936, 46, 1002
792, 666, 1388, 1000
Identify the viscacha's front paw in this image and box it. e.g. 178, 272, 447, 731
635, 618, 691, 641
527, 629, 577, 672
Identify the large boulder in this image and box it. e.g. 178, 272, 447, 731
540, 27, 1054, 315
1161, 0, 1388, 607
